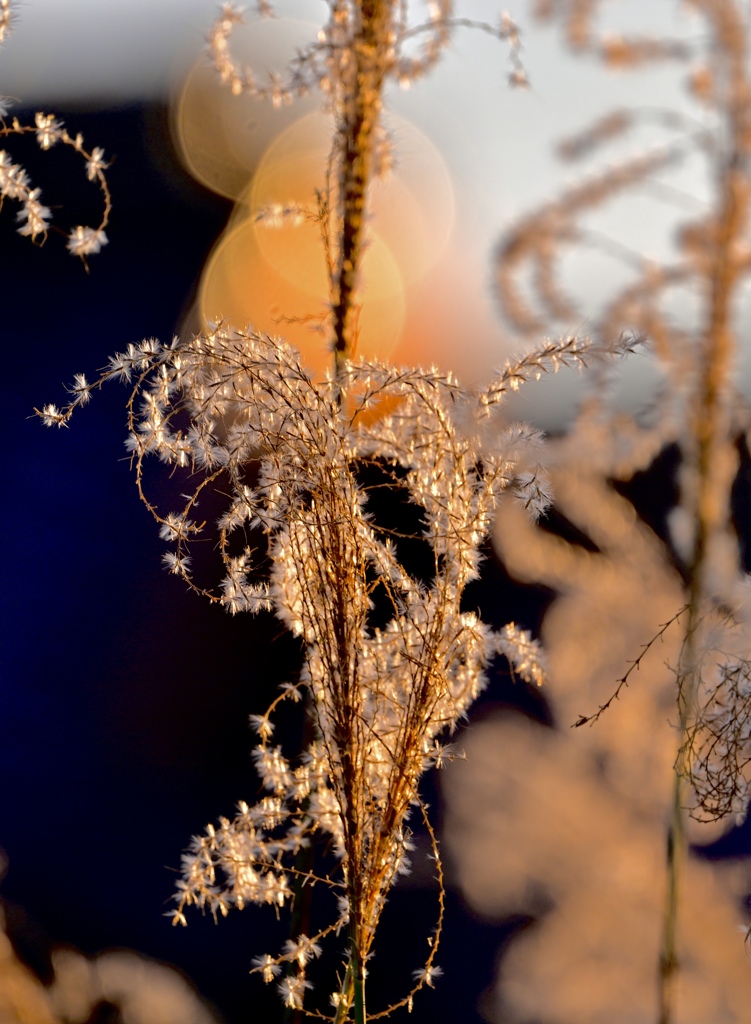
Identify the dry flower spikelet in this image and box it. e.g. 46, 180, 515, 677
0, 0, 110, 259
37, 323, 626, 1015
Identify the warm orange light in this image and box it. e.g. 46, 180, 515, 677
172, 18, 319, 201
199, 213, 405, 378
174, 22, 467, 387
250, 111, 454, 287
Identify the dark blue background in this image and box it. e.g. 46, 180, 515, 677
4, 101, 751, 1024
1, 102, 528, 1023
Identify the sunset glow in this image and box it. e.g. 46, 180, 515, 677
174, 32, 460, 379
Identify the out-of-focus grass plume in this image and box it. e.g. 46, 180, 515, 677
444, 462, 751, 1022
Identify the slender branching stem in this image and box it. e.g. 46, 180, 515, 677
659, 767, 686, 1024
658, 675, 691, 1024
334, 960, 354, 1024
332, 1, 393, 377
351, 921, 367, 1024
657, 13, 750, 1008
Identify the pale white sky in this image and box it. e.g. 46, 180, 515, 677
0, 0, 724, 423
0, 0, 228, 101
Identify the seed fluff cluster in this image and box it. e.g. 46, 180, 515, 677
0, 0, 110, 259
37, 324, 622, 1017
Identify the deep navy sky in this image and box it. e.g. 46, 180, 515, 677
1, 102, 539, 1024
5, 100, 751, 1024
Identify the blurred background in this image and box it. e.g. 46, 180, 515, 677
4, 1, 751, 1022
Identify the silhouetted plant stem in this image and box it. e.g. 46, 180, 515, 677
658, 99, 749, 1023
353, 973, 366, 1022
351, 921, 367, 1024
658, 698, 689, 1024
332, 933, 366, 1024
332, 0, 393, 376
333, 960, 354, 1024
285, 693, 317, 1024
